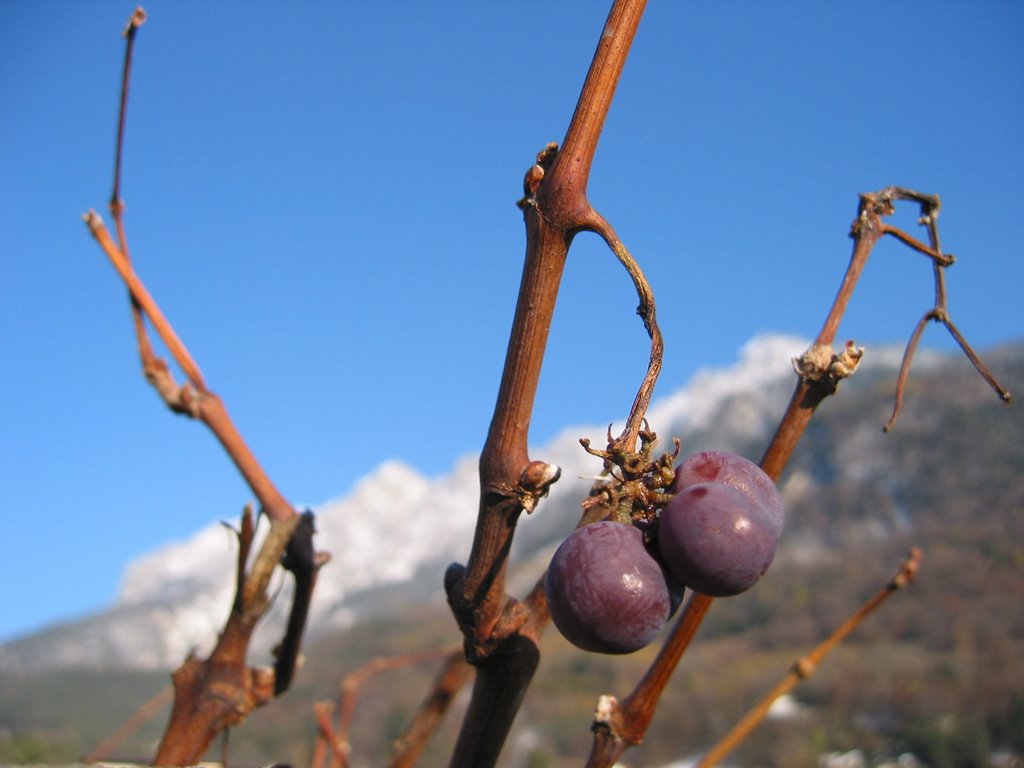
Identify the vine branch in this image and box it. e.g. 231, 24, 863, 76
695, 548, 922, 767
83, 9, 328, 764
444, 2, 650, 765
878, 189, 1011, 430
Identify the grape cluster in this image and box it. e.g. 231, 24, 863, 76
546, 450, 783, 654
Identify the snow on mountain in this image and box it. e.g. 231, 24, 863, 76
310, 457, 479, 626
647, 333, 808, 435
4, 332, 905, 672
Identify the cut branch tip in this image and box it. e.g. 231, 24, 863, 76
123, 7, 147, 37
83, 209, 102, 229
892, 546, 922, 588
593, 694, 619, 727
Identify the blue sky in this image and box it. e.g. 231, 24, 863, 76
1, 2, 1022, 643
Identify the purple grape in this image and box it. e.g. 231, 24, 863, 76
658, 482, 778, 597
546, 521, 671, 654
672, 450, 784, 537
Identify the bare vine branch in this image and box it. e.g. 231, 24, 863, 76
878, 189, 1011, 430
111, 7, 146, 217
311, 647, 453, 768
83, 10, 328, 763
387, 648, 474, 768
312, 701, 345, 768
444, 2, 650, 765
587, 592, 714, 766
695, 548, 922, 767
84, 683, 173, 763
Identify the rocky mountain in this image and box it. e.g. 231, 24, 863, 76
1, 334, 1022, 767
0, 334, 1016, 676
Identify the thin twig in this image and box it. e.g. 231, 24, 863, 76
695, 548, 922, 767
586, 210, 664, 453
882, 192, 1011, 430
85, 211, 207, 390
885, 310, 933, 433
86, 11, 326, 763
84, 683, 172, 762
312, 701, 346, 768
387, 648, 474, 768
109, 8, 159, 386
335, 648, 453, 763
111, 7, 146, 218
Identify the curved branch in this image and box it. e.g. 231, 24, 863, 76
880, 190, 1011, 430
387, 648, 474, 768
586, 209, 664, 451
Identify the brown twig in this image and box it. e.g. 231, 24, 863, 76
587, 211, 664, 453
111, 7, 146, 217
312, 701, 346, 768
84, 212, 207, 393
387, 648, 474, 768
84, 683, 173, 763
109, 8, 164, 396
879, 189, 1011, 431
337, 649, 452, 765
695, 548, 922, 767
309, 647, 461, 768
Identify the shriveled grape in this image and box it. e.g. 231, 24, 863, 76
545, 521, 671, 654
658, 482, 778, 597
671, 450, 784, 537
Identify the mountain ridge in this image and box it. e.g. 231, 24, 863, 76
0, 333, 1015, 674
